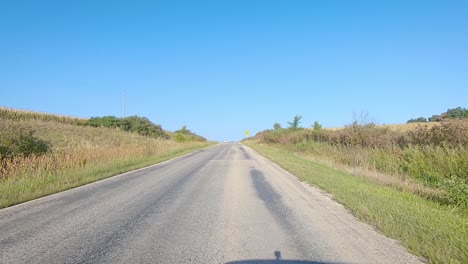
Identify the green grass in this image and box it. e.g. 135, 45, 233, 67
245, 142, 468, 264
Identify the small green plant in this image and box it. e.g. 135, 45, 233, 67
313, 121, 322, 130
407, 117, 427, 123
273, 123, 282, 130
174, 133, 186, 142
441, 176, 468, 209
175, 125, 190, 134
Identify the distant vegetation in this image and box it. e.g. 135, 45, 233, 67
407, 106, 468, 123
172, 125, 207, 142
0, 107, 211, 208
88, 115, 169, 139
287, 114, 302, 130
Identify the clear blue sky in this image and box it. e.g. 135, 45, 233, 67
1, 1, 467, 141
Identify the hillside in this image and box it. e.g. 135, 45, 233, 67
0, 107, 213, 208
407, 106, 468, 123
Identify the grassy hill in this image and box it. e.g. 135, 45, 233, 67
0, 107, 214, 208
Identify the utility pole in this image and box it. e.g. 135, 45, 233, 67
123, 89, 126, 118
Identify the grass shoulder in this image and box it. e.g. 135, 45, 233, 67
244, 141, 467, 264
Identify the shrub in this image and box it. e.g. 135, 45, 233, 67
88, 116, 122, 128
446, 107, 468, 119
88, 115, 169, 139
429, 115, 443, 122
173, 125, 206, 142
441, 176, 468, 209
175, 125, 191, 135
273, 123, 282, 130
174, 133, 186, 142
408, 120, 468, 147
313, 121, 322, 130
407, 117, 427, 123
0, 127, 49, 159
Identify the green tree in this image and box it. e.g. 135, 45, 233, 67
407, 117, 427, 123
175, 125, 190, 134
446, 107, 468, 119
288, 115, 302, 130
429, 115, 442, 122
273, 123, 282, 130
313, 121, 322, 130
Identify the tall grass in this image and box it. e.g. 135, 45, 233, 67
251, 120, 468, 209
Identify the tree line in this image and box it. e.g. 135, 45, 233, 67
407, 107, 468, 123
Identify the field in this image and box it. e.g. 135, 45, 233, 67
0, 108, 213, 208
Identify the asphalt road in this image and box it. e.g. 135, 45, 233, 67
0, 143, 423, 264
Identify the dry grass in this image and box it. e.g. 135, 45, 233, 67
380, 122, 440, 132
294, 148, 440, 199
325, 122, 440, 132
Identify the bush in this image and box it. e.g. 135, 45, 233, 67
407, 117, 427, 123
0, 127, 49, 159
88, 116, 169, 139
88, 116, 122, 128
173, 126, 207, 142
408, 120, 468, 147
441, 176, 468, 209
446, 107, 468, 119
313, 121, 322, 130
273, 123, 282, 130
288, 115, 302, 130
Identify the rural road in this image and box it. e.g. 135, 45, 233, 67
0, 143, 423, 264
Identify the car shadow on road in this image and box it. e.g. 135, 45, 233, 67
225, 251, 349, 264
